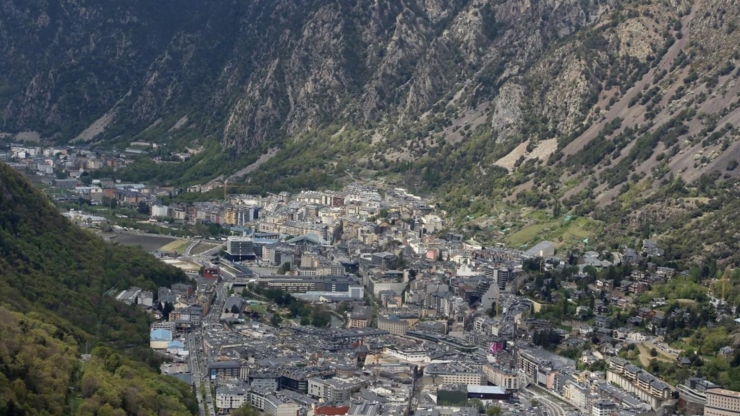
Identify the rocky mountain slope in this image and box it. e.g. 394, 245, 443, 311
2, 0, 740, 206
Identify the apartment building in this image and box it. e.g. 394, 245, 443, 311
482, 363, 519, 391
705, 389, 740, 416
307, 378, 355, 403
423, 363, 485, 385
377, 316, 409, 336
216, 385, 248, 410
592, 400, 617, 416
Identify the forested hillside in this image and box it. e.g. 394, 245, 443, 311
0, 162, 197, 415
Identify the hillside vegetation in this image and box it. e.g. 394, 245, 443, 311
0, 162, 197, 415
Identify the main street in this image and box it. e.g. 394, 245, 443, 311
199, 281, 226, 416
187, 331, 206, 416
181, 240, 247, 416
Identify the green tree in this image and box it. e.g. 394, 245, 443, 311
162, 302, 174, 320
471, 399, 484, 413
232, 404, 260, 416
80, 173, 93, 186
137, 201, 150, 215
486, 406, 503, 416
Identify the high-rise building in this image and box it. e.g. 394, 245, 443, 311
226, 236, 255, 261
592, 400, 617, 416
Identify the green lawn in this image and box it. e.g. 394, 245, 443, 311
191, 242, 220, 255
158, 239, 191, 254
506, 221, 558, 247
505, 216, 601, 249
246, 302, 268, 314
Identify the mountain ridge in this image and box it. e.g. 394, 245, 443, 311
2, 0, 740, 208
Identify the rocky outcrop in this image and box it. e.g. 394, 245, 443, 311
0, 0, 596, 148
1, 0, 739, 198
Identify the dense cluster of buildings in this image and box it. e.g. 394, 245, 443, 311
92, 178, 739, 416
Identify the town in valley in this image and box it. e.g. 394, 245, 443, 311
4, 142, 740, 416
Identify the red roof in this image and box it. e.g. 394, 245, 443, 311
315, 406, 350, 416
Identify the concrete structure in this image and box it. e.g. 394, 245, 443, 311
423, 363, 485, 385
592, 400, 617, 416
226, 236, 255, 261
607, 358, 673, 410
209, 360, 247, 380
307, 378, 355, 403
705, 389, 740, 416
150, 328, 173, 349
216, 385, 248, 410
482, 363, 519, 391
564, 381, 589, 411
384, 348, 431, 363
678, 378, 721, 415
367, 274, 408, 297
347, 306, 372, 328
249, 390, 301, 416
151, 205, 169, 217
377, 316, 409, 335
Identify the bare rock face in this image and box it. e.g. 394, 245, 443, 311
1, 0, 739, 197
490, 83, 524, 139
0, 0, 595, 148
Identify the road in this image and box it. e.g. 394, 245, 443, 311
185, 251, 226, 416
200, 263, 229, 416
183, 240, 223, 261
187, 332, 206, 416
182, 239, 200, 257
526, 386, 569, 416
180, 242, 235, 416
198, 281, 228, 416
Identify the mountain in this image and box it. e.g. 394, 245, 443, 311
0, 162, 197, 415
2, 0, 740, 204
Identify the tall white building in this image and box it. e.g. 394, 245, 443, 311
151, 205, 170, 217
216, 385, 248, 410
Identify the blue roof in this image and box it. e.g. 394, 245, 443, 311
167, 340, 185, 348
151, 328, 173, 341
